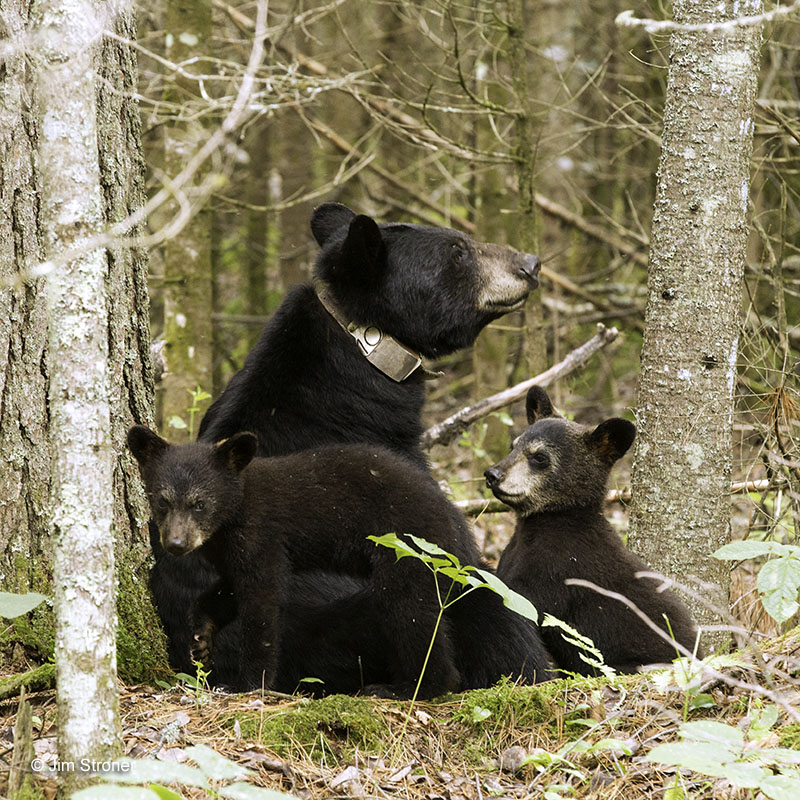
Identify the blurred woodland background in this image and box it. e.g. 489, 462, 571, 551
138, 0, 799, 638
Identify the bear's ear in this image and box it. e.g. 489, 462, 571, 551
127, 425, 169, 466
215, 432, 258, 472
526, 386, 555, 425
585, 418, 636, 464
310, 203, 357, 246
337, 214, 387, 283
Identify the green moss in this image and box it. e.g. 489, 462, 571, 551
228, 694, 385, 761
778, 724, 800, 750
452, 676, 560, 729
9, 778, 46, 800
116, 559, 171, 685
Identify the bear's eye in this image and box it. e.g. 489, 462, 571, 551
451, 241, 468, 265
194, 500, 206, 512
528, 451, 550, 469
156, 495, 170, 513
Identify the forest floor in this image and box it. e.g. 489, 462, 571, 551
2, 630, 799, 800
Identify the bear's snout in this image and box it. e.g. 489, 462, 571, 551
484, 466, 503, 489
518, 254, 540, 287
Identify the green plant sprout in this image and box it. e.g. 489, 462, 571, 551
168, 385, 212, 439
647, 712, 800, 800
154, 661, 213, 711
368, 534, 614, 706
712, 540, 800, 624
71, 743, 301, 800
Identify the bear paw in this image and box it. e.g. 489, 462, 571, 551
191, 620, 216, 666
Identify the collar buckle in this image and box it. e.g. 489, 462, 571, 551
316, 285, 423, 382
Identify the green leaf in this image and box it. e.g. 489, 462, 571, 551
723, 762, 769, 788
589, 738, 632, 755
186, 744, 249, 781
663, 785, 687, 800
0, 591, 47, 619
753, 748, 800, 766
712, 541, 789, 561
747, 704, 779, 741
220, 784, 303, 800
679, 720, 744, 747
72, 788, 168, 800
473, 568, 539, 623
406, 534, 459, 563
647, 741, 729, 773
687, 693, 715, 711
760, 774, 800, 800
168, 416, 188, 430
104, 759, 208, 788
471, 706, 492, 723
758, 556, 800, 623
298, 677, 324, 684
147, 785, 185, 800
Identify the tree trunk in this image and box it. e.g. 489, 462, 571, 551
32, 0, 120, 785
506, 0, 547, 378
157, 0, 214, 438
0, 0, 166, 688
628, 1, 763, 653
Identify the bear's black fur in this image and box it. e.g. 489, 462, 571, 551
149, 203, 541, 681
486, 387, 701, 675
130, 426, 551, 697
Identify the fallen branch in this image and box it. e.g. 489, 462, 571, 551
455, 478, 790, 516
0, 663, 56, 701
421, 323, 620, 450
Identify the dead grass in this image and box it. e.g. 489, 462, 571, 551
2, 636, 799, 800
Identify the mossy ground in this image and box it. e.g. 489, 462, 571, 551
3, 645, 800, 800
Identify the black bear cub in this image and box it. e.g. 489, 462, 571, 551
486, 387, 701, 675
129, 426, 550, 697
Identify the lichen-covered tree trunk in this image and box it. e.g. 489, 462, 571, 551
628, 1, 763, 652
33, 0, 121, 782
506, 0, 547, 379
157, 0, 213, 438
0, 0, 166, 685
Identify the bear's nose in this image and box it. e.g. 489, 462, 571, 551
163, 536, 190, 556
517, 254, 541, 286
484, 466, 503, 489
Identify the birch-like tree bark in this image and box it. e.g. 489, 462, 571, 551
628, 1, 763, 651
32, 0, 121, 786
0, 0, 161, 770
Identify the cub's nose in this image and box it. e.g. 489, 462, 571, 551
518, 254, 541, 287
484, 466, 503, 489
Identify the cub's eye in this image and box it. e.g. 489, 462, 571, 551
194, 500, 206, 512
528, 451, 550, 469
156, 496, 170, 513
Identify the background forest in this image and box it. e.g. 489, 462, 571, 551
2, 0, 800, 798
142, 0, 799, 634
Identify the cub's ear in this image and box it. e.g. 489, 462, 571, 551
526, 385, 555, 425
215, 432, 258, 472
585, 418, 636, 464
310, 203, 357, 247
127, 425, 169, 466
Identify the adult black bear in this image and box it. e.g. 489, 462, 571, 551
129, 426, 550, 697
486, 386, 701, 675
150, 203, 542, 682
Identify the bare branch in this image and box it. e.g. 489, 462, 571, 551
421, 324, 620, 450
5, 0, 270, 289
616, 2, 800, 35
